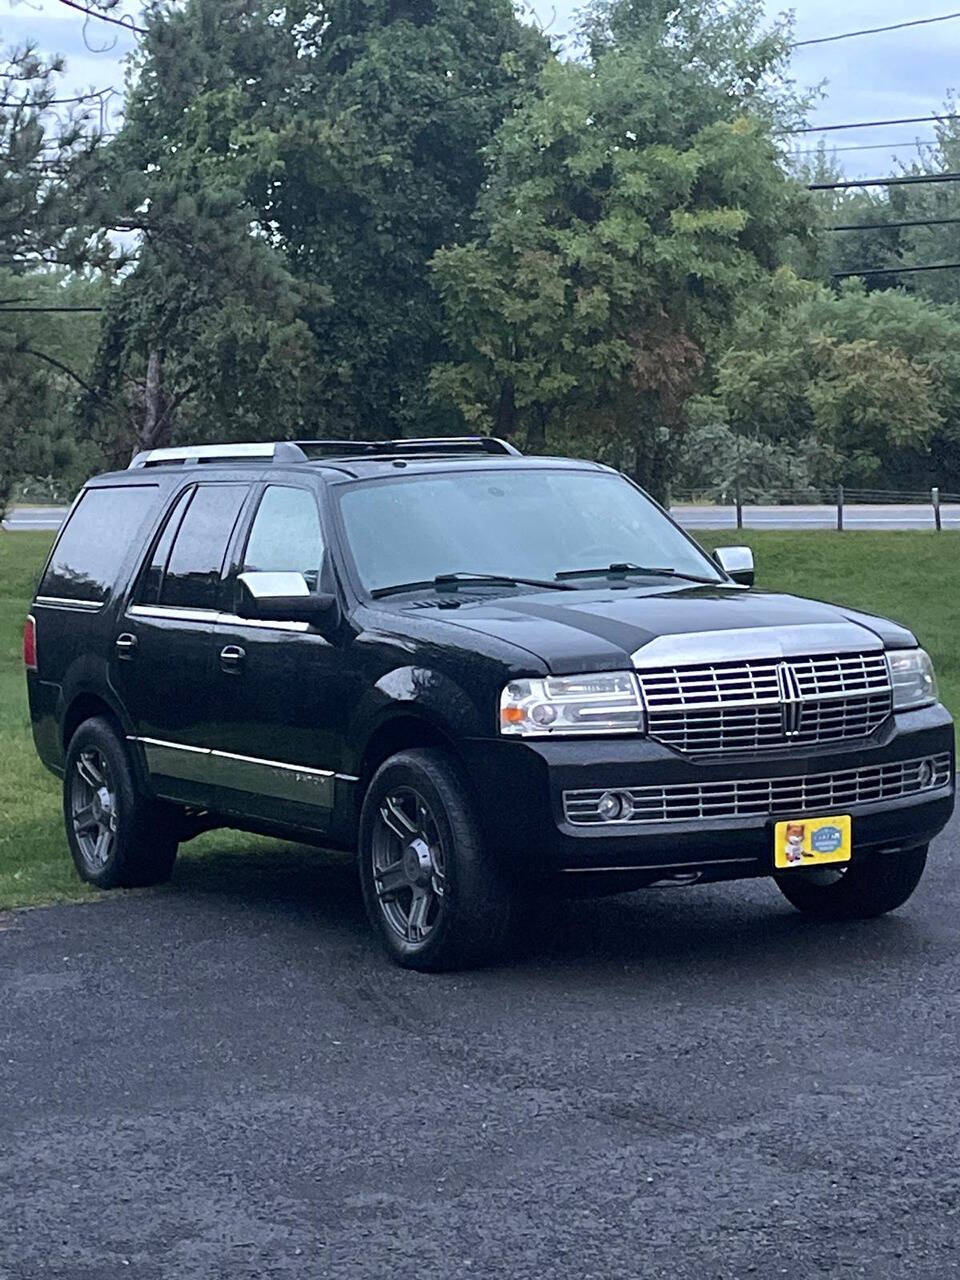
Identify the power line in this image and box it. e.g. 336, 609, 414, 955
809, 172, 960, 191
834, 261, 960, 278
831, 215, 960, 232
787, 112, 960, 136
790, 138, 938, 156
793, 10, 960, 48
0, 306, 103, 314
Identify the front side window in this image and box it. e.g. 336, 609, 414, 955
160, 484, 248, 610
336, 468, 721, 595
243, 486, 324, 588
40, 485, 159, 603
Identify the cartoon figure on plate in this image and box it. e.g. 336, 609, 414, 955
784, 823, 807, 864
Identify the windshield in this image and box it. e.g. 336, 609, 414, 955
336, 468, 723, 594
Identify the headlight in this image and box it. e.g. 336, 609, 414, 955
499, 671, 645, 737
888, 648, 938, 710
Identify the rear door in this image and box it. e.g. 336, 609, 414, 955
111, 481, 250, 805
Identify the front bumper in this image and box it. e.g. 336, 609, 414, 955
460, 703, 955, 882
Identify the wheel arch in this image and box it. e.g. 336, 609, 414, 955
61, 691, 124, 752
357, 712, 462, 792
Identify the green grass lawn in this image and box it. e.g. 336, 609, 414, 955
1, 529, 957, 911
0, 532, 295, 909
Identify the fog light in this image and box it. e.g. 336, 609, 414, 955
918, 759, 934, 788
598, 791, 630, 822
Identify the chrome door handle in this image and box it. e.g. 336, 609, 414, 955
115, 633, 138, 661
220, 644, 246, 673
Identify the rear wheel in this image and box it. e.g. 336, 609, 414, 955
774, 845, 928, 920
63, 717, 180, 889
358, 748, 519, 971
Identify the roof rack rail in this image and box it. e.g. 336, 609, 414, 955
293, 436, 522, 459
128, 442, 308, 469
128, 436, 522, 470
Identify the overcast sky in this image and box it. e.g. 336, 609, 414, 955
4, 0, 958, 174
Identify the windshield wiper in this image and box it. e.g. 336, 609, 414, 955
371, 571, 576, 600
555, 562, 719, 586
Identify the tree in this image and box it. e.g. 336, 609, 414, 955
698, 271, 960, 489
79, 0, 549, 459
430, 0, 813, 500
0, 36, 113, 517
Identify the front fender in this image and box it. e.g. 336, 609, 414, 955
345, 665, 488, 773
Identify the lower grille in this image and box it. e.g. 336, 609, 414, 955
563, 754, 952, 826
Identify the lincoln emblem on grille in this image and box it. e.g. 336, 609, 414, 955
775, 661, 804, 737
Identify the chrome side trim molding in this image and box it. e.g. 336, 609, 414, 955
34, 595, 103, 611
128, 736, 355, 807
561, 857, 757, 874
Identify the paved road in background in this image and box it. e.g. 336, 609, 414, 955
3, 820, 960, 1278
674, 503, 960, 531
2, 506, 70, 532
6, 502, 960, 534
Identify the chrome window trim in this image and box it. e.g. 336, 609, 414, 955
34, 595, 104, 611
127, 604, 309, 632
217, 612, 310, 634
128, 604, 221, 623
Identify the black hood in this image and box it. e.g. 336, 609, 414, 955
410, 584, 917, 674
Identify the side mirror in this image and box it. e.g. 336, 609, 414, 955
713, 546, 755, 587
237, 571, 340, 633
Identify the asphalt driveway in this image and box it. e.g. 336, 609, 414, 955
2, 820, 959, 1279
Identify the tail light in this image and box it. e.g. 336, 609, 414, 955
23, 615, 37, 671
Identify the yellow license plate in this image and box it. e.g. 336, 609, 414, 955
774, 815, 852, 870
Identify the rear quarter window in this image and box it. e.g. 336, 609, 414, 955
39, 485, 159, 604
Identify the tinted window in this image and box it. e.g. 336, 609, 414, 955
243, 486, 324, 587
40, 486, 159, 603
138, 488, 193, 605
160, 485, 247, 610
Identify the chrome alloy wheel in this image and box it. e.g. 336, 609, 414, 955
70, 748, 119, 875
372, 787, 447, 945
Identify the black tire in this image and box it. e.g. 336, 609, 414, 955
358, 748, 519, 971
774, 845, 928, 920
63, 716, 180, 889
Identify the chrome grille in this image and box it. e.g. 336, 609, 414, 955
636, 651, 892, 755
563, 754, 952, 826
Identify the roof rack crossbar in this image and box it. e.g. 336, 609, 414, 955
128, 436, 522, 470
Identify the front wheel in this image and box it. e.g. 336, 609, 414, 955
774, 845, 929, 920
358, 748, 519, 971
64, 717, 181, 889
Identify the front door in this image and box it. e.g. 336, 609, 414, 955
205, 483, 351, 832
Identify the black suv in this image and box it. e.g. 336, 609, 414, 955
25, 437, 955, 969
